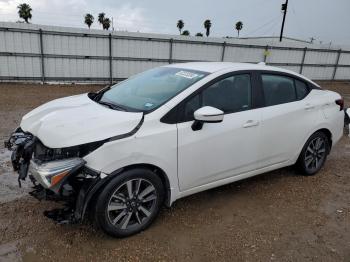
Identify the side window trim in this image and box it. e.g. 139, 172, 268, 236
161, 70, 257, 124
251, 71, 264, 109
160, 69, 314, 124
292, 78, 297, 100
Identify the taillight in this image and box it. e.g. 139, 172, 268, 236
335, 98, 344, 111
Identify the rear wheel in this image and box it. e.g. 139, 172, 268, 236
94, 168, 164, 237
297, 131, 330, 176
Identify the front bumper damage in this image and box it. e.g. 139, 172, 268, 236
5, 128, 105, 224
5, 128, 36, 186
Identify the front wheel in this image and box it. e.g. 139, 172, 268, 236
297, 131, 330, 176
94, 168, 164, 237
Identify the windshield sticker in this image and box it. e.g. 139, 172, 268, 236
175, 71, 199, 79
144, 102, 154, 108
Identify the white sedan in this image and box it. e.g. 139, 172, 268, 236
6, 62, 344, 237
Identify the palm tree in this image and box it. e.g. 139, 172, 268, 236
98, 12, 105, 28
177, 20, 184, 34
84, 13, 94, 29
195, 32, 203, 37
102, 18, 111, 30
204, 19, 212, 37
17, 3, 32, 23
235, 21, 243, 37
182, 30, 190, 36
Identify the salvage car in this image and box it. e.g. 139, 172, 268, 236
6, 62, 345, 237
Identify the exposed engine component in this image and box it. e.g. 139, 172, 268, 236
5, 128, 104, 187
5, 128, 36, 186
5, 127, 108, 225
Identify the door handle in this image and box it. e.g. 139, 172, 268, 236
243, 120, 259, 128
305, 104, 315, 110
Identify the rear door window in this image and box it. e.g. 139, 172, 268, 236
261, 74, 296, 106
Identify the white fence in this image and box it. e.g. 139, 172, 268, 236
0, 22, 349, 83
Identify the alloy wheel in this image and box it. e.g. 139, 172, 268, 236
107, 178, 158, 230
304, 136, 326, 172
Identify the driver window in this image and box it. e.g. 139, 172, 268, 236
183, 74, 252, 122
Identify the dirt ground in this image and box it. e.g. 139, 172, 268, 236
0, 81, 349, 262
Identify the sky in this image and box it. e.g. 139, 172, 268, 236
0, 0, 349, 45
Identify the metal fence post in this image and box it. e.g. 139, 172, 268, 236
263, 45, 269, 62
39, 29, 45, 84
109, 33, 113, 84
332, 49, 341, 80
169, 38, 173, 64
221, 41, 226, 61
299, 47, 307, 74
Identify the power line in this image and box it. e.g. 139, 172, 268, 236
245, 15, 280, 36
260, 20, 279, 37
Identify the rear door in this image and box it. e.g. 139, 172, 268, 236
258, 72, 317, 167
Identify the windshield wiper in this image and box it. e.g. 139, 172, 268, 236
92, 86, 112, 102
97, 101, 127, 111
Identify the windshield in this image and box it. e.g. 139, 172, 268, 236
99, 67, 208, 112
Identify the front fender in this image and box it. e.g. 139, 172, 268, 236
83, 123, 179, 201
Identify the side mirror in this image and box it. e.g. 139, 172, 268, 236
192, 106, 224, 131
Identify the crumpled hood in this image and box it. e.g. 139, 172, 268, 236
20, 93, 143, 148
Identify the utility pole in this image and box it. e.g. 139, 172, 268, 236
279, 0, 288, 42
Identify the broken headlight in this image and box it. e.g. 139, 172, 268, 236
6, 127, 105, 187
29, 158, 85, 193
33, 140, 105, 162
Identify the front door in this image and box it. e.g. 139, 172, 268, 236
177, 73, 262, 191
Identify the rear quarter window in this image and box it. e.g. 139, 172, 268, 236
295, 79, 309, 100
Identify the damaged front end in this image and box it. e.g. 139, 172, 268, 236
5, 128, 105, 224
5, 128, 36, 186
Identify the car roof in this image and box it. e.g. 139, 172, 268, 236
164, 62, 320, 87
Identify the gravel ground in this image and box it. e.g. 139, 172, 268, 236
0, 81, 349, 262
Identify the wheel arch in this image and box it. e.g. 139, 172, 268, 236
79, 163, 172, 221
295, 127, 333, 175
293, 127, 333, 166
314, 128, 333, 152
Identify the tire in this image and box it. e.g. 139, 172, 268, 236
94, 168, 164, 237
297, 131, 330, 176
